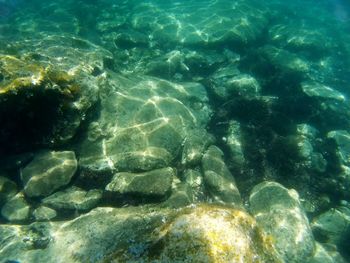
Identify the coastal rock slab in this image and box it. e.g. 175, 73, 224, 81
106, 167, 174, 199
21, 151, 77, 197
249, 181, 315, 263
1, 193, 30, 222
33, 206, 57, 221
42, 186, 102, 212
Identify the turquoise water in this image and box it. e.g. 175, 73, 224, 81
1, 0, 350, 262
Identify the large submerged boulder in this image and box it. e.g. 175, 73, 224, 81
78, 72, 212, 174
249, 181, 315, 263
0, 36, 112, 155
130, 0, 268, 48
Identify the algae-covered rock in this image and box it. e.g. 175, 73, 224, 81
249, 181, 315, 263
42, 186, 102, 212
106, 167, 174, 200
202, 145, 242, 205
1, 192, 31, 222
110, 205, 282, 262
0, 36, 112, 155
21, 151, 77, 197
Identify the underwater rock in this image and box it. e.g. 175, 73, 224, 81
225, 74, 261, 97
0, 36, 112, 155
145, 50, 190, 80
268, 23, 335, 58
131, 0, 268, 48
258, 45, 310, 79
225, 120, 245, 169
1, 192, 30, 222
309, 242, 347, 263
211, 70, 261, 100
181, 128, 215, 167
42, 186, 102, 212
301, 81, 345, 101
0, 206, 165, 262
201, 146, 242, 205
182, 49, 229, 79
33, 206, 57, 221
295, 124, 327, 172
79, 72, 212, 173
297, 123, 319, 139
249, 181, 315, 263
106, 167, 174, 200
183, 169, 206, 202
112, 204, 282, 262
327, 130, 350, 166
323, 130, 350, 198
162, 178, 193, 208
21, 151, 77, 198
311, 207, 350, 247
0, 175, 17, 207
143, 49, 228, 81
267, 125, 326, 175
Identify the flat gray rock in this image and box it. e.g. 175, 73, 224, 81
1, 193, 30, 222
33, 206, 57, 221
42, 186, 102, 211
106, 167, 174, 199
21, 151, 78, 197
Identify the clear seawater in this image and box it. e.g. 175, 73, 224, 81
1, 0, 350, 262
